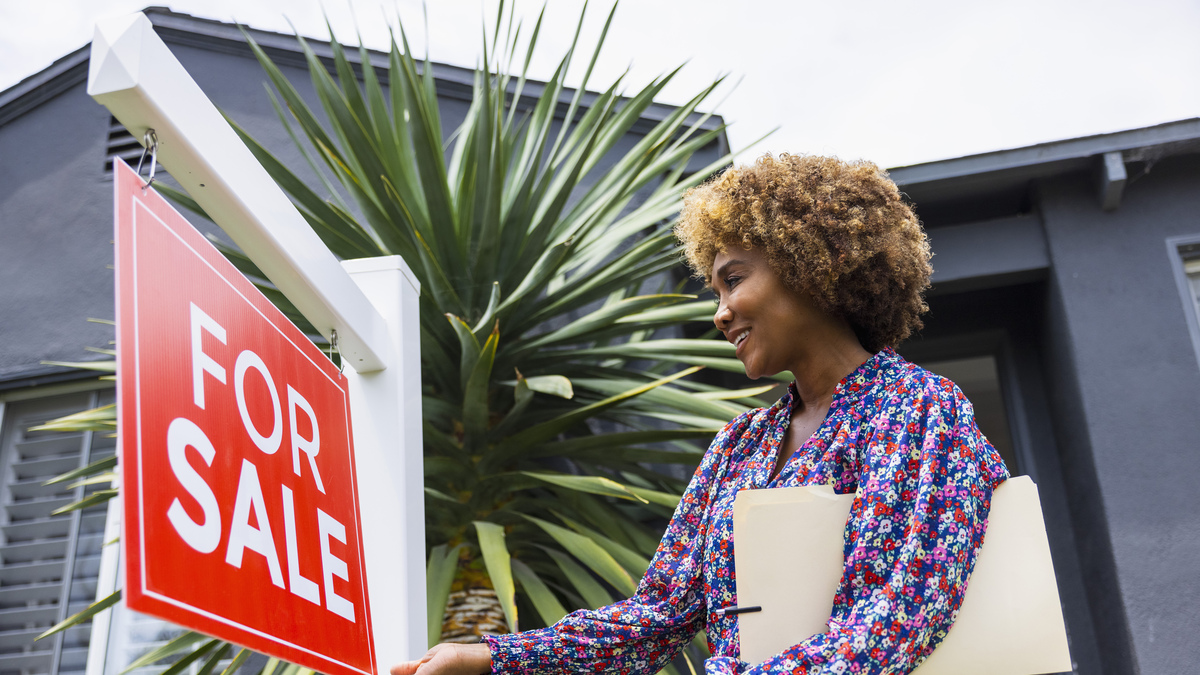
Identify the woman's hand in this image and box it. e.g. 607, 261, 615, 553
390, 643, 492, 675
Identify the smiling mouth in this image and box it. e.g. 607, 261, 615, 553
734, 329, 750, 355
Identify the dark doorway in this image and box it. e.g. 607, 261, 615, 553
910, 354, 1019, 473
900, 281, 1102, 675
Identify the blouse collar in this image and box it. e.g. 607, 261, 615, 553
779, 346, 902, 414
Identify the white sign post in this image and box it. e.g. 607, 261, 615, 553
86, 11, 426, 670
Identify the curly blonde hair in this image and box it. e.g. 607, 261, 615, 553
675, 153, 932, 352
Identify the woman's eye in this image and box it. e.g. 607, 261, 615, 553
726, 276, 741, 289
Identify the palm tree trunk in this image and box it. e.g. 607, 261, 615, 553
439, 558, 509, 643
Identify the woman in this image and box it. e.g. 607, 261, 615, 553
394, 154, 1009, 675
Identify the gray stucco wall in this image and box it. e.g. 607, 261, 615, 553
1037, 155, 1200, 674
0, 73, 115, 381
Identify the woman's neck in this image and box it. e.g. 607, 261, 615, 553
787, 328, 873, 411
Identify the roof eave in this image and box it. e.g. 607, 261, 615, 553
0, 46, 90, 128
888, 117, 1200, 189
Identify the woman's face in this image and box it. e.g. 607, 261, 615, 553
711, 246, 828, 380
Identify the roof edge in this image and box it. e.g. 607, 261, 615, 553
0, 45, 90, 128
888, 117, 1200, 187
0, 363, 109, 393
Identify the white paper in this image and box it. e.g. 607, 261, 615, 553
732, 476, 1073, 675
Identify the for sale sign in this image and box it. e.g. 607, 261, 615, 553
114, 159, 375, 675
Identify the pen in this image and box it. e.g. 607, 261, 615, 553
713, 605, 762, 617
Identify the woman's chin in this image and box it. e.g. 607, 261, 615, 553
740, 353, 781, 380
741, 362, 784, 381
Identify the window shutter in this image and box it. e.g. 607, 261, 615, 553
0, 390, 115, 675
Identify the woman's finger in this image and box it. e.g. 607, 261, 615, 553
391, 649, 437, 675
389, 660, 423, 675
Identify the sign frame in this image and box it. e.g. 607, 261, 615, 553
114, 158, 376, 675
88, 12, 427, 673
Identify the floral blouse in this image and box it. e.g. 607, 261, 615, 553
484, 347, 1009, 674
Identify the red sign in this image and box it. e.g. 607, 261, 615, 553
114, 159, 375, 675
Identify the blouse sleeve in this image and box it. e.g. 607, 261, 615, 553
704, 379, 1009, 675
483, 412, 753, 674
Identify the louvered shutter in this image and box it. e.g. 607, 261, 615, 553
0, 389, 115, 675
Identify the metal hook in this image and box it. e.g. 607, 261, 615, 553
329, 329, 345, 374
135, 129, 159, 190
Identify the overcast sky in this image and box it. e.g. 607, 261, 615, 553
2, 0, 1198, 168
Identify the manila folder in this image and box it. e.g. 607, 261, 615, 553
731, 476, 1072, 674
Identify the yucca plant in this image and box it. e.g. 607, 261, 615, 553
38, 2, 775, 673
199, 2, 777, 652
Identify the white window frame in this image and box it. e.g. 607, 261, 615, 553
1166, 234, 1200, 372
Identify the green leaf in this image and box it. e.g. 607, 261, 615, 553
154, 183, 210, 220
35, 589, 120, 641
69, 472, 116, 489
525, 515, 636, 596
44, 454, 118, 486
546, 548, 613, 609
471, 282, 503, 335
194, 642, 232, 675
158, 639, 221, 675
616, 300, 716, 325
693, 384, 778, 401
523, 375, 573, 399
51, 489, 116, 516
522, 471, 647, 503
497, 366, 702, 454
511, 558, 568, 626
275, 663, 301, 675
426, 544, 464, 646
219, 648, 252, 675
462, 322, 500, 443
259, 657, 282, 675
572, 377, 744, 420
578, 338, 735, 359
259, 658, 282, 675
474, 521, 518, 632
29, 403, 116, 433
120, 630, 210, 673
425, 487, 462, 504
626, 486, 682, 509
39, 360, 116, 373
445, 314, 481, 394
537, 430, 712, 456
520, 294, 694, 351
489, 373, 534, 437
556, 514, 651, 578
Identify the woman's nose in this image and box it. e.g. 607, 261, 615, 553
713, 301, 732, 330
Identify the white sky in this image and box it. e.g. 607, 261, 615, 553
2, 0, 1199, 168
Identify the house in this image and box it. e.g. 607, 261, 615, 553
2, 6, 1197, 675
889, 120, 1200, 675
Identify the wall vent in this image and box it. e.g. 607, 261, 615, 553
103, 117, 143, 175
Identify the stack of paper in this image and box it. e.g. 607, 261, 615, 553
732, 476, 1072, 674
